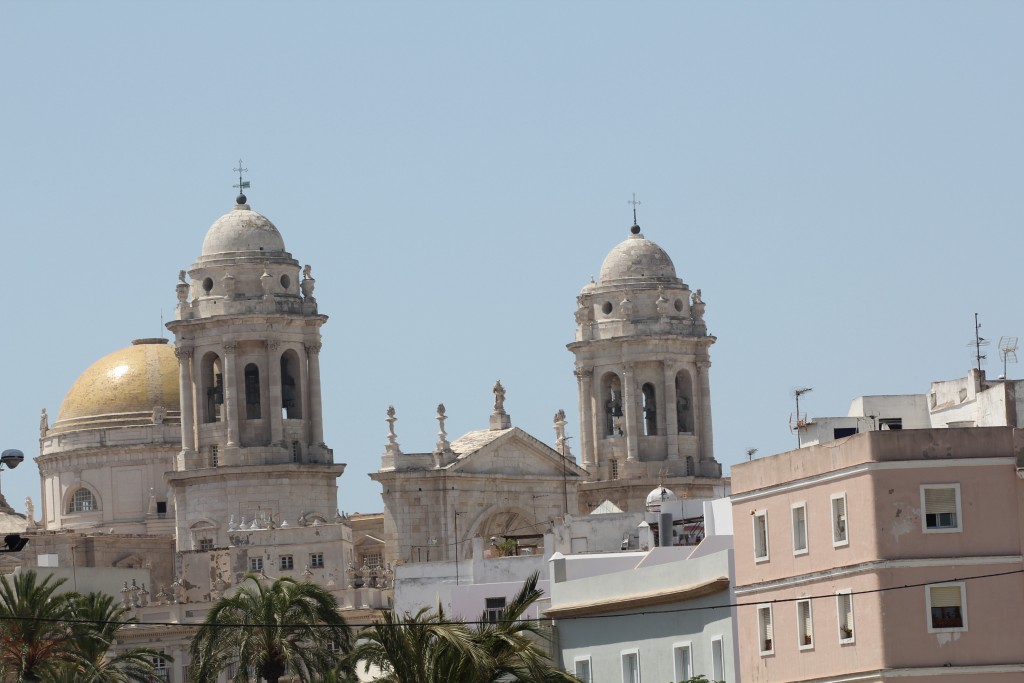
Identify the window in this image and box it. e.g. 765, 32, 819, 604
573, 656, 593, 683
833, 426, 857, 439
641, 383, 657, 436
291, 441, 301, 463
309, 552, 324, 569
753, 510, 769, 561
281, 351, 303, 419
198, 538, 214, 552
620, 650, 640, 683
244, 363, 261, 419
362, 552, 383, 570
250, 557, 263, 572
878, 417, 902, 430
672, 643, 692, 681
921, 484, 961, 532
156, 501, 167, 518
68, 488, 98, 513
485, 597, 506, 624
610, 459, 619, 479
280, 555, 294, 571
837, 591, 855, 643
152, 653, 170, 682
711, 636, 725, 681
757, 605, 774, 655
792, 503, 808, 555
927, 583, 967, 632
210, 445, 218, 468
831, 493, 848, 547
797, 599, 813, 649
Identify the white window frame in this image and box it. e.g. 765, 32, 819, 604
831, 492, 849, 547
671, 641, 692, 681
249, 557, 263, 572
753, 509, 769, 562
309, 552, 324, 569
620, 648, 641, 683
710, 636, 725, 681
836, 590, 855, 644
791, 502, 808, 555
573, 655, 593, 683
796, 599, 814, 651
920, 483, 962, 533
280, 555, 294, 571
757, 603, 775, 656
926, 582, 968, 633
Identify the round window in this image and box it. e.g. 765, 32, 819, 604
602, 301, 613, 315
202, 277, 214, 293
674, 298, 684, 312
280, 274, 291, 290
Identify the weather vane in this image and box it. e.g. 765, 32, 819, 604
233, 159, 250, 199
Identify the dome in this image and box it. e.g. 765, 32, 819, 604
645, 485, 678, 512
53, 339, 180, 432
599, 233, 677, 283
200, 203, 286, 257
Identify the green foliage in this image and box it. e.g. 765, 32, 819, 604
674, 676, 724, 683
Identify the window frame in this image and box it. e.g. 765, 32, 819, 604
920, 484, 962, 534
926, 582, 968, 633
67, 487, 100, 514
280, 555, 294, 571
757, 603, 775, 656
573, 655, 593, 683
710, 636, 725, 681
671, 641, 692, 681
753, 509, 769, 562
249, 557, 263, 572
791, 501, 808, 555
309, 552, 325, 569
831, 492, 849, 548
836, 590, 855, 644
620, 648, 641, 683
796, 599, 814, 651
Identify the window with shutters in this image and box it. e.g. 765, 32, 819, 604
753, 510, 769, 562
836, 591, 855, 643
792, 502, 808, 555
757, 604, 774, 655
921, 484, 961, 532
831, 493, 848, 547
927, 582, 967, 632
797, 599, 814, 650
672, 642, 692, 681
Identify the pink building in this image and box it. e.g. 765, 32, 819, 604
731, 427, 1024, 682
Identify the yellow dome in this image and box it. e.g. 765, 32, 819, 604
53, 339, 180, 432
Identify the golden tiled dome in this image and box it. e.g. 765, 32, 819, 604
53, 339, 180, 432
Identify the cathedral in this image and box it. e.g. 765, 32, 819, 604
8, 182, 729, 676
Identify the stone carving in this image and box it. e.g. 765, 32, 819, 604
152, 405, 166, 425
174, 346, 193, 361
25, 497, 36, 530
435, 404, 450, 453
260, 265, 273, 297
221, 272, 236, 298
176, 271, 190, 304
655, 288, 671, 315
574, 294, 593, 324
619, 296, 633, 318
39, 408, 48, 437
223, 342, 237, 354
691, 289, 705, 322
303, 264, 312, 279
301, 265, 316, 300
493, 381, 506, 414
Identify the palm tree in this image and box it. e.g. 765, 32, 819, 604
188, 574, 351, 683
0, 570, 79, 682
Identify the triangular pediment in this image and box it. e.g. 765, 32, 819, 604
447, 427, 589, 478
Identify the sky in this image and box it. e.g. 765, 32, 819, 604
2, 1, 1023, 517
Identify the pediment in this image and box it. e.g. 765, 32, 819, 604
448, 428, 588, 478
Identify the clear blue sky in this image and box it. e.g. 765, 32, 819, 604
2, 1, 1022, 516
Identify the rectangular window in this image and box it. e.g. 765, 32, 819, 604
831, 493, 848, 547
921, 484, 961, 532
837, 591, 855, 643
210, 445, 218, 468
672, 642, 692, 681
309, 552, 324, 569
363, 552, 383, 570
620, 650, 640, 683
152, 654, 170, 682
610, 459, 619, 480
797, 599, 813, 649
791, 503, 808, 555
249, 557, 263, 572
280, 555, 294, 571
711, 637, 725, 681
574, 656, 593, 683
198, 538, 214, 552
757, 604, 774, 655
927, 583, 967, 632
753, 510, 769, 561
485, 597, 506, 624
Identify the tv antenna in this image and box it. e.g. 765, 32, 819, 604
791, 387, 812, 448
967, 313, 989, 373
998, 336, 1019, 379
746, 447, 758, 461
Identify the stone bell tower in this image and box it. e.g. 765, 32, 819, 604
164, 187, 344, 550
568, 218, 722, 487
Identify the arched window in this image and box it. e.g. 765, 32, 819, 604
244, 363, 261, 419
642, 383, 657, 436
68, 488, 98, 513
280, 350, 303, 419
201, 352, 223, 423
675, 370, 694, 433
600, 372, 623, 436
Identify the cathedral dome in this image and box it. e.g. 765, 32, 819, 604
599, 232, 677, 283
53, 339, 180, 433
645, 485, 678, 512
200, 203, 286, 257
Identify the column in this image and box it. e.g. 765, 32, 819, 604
622, 367, 639, 462
696, 360, 715, 462
266, 341, 283, 445
299, 343, 311, 447
575, 367, 594, 466
222, 343, 240, 448
175, 347, 195, 452
306, 342, 325, 447
663, 362, 679, 461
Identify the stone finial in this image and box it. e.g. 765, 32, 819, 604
24, 497, 36, 530
39, 408, 48, 438
620, 296, 634, 318
228, 514, 237, 531
490, 381, 512, 430
655, 287, 671, 316
435, 403, 450, 450
554, 409, 572, 458
385, 406, 402, 455
260, 265, 273, 298
691, 289, 705, 322
176, 270, 189, 304
301, 264, 316, 300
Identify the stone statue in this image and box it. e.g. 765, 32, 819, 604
493, 381, 506, 413
178, 270, 187, 284
152, 405, 166, 425
655, 288, 671, 315
619, 296, 633, 317
39, 408, 48, 437
176, 271, 190, 304
692, 289, 702, 305
303, 264, 312, 279
24, 497, 36, 529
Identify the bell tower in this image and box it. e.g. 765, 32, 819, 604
568, 219, 721, 483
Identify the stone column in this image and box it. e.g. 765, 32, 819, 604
575, 367, 594, 466
590, 370, 603, 467
696, 360, 714, 462
222, 343, 240, 448
175, 347, 195, 452
266, 341, 283, 445
299, 344, 311, 447
306, 342, 325, 447
622, 367, 639, 462
663, 362, 679, 461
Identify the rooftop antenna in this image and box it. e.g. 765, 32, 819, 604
746, 447, 758, 461
998, 336, 1019, 379
792, 387, 812, 448
233, 159, 250, 203
628, 193, 641, 234
967, 313, 989, 373
159, 308, 164, 339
